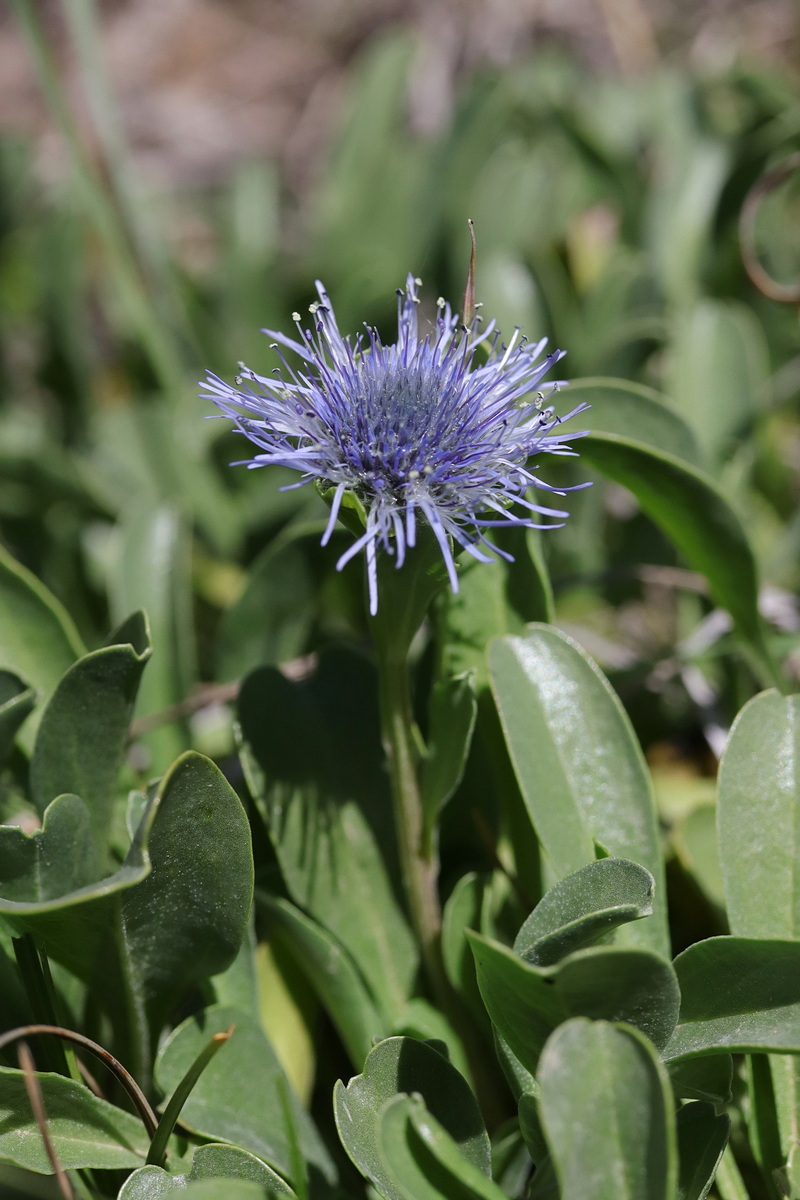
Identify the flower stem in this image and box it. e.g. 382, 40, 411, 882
377, 651, 448, 1002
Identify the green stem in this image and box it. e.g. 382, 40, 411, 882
715, 1146, 752, 1200
377, 651, 447, 1002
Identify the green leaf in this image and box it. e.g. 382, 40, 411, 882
0, 542, 84, 751
0, 753, 252, 1074
155, 1005, 335, 1192
378, 1095, 508, 1200
115, 752, 253, 1035
667, 300, 769, 465
517, 1094, 548, 1166
577, 438, 767, 662
469, 932, 680, 1074
672, 804, 725, 912
667, 1057, 733, 1106
513, 859, 656, 967
537, 1019, 677, 1200
30, 611, 151, 853
676, 1103, 730, 1200
334, 1036, 490, 1200
107, 504, 195, 770
566, 377, 704, 468
441, 873, 489, 1026
0, 671, 36, 766
118, 1143, 295, 1199
421, 673, 477, 836
665, 937, 800, 1060
216, 522, 348, 684
488, 626, 668, 954
179, 1184, 277, 1200
237, 649, 417, 1023
718, 690, 800, 1170
371, 525, 450, 659
718, 691, 800, 940
439, 531, 553, 692
0, 792, 99, 903
258, 892, 385, 1067
0, 1066, 147, 1173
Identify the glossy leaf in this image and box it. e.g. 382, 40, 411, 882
578, 438, 765, 656
155, 1005, 335, 1192
513, 859, 655, 967
421, 672, 477, 836
665, 937, 800, 1060
30, 610, 151, 852
379, 1095, 507, 1200
0, 1066, 147, 1172
489, 626, 668, 954
334, 1036, 490, 1200
0, 542, 84, 750
469, 932, 680, 1073
718, 689, 800, 1168
676, 1103, 730, 1200
718, 690, 800, 940
118, 1143, 295, 1199
238, 649, 417, 1023
0, 670, 36, 766
259, 892, 385, 1066
537, 1019, 677, 1200
566, 377, 704, 467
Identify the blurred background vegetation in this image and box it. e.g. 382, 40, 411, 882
0, 0, 799, 891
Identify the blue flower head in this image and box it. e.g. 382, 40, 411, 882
203, 276, 589, 614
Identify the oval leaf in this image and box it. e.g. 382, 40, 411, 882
30, 611, 152, 852
469, 932, 680, 1074
665, 937, 800, 1061
537, 1019, 677, 1200
489, 626, 668, 954
334, 1036, 490, 1200
514, 859, 655, 967
118, 1143, 295, 1199
718, 690, 800, 939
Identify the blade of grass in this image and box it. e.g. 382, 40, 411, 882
145, 1026, 234, 1166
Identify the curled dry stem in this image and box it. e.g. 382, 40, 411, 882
0, 1023, 158, 1138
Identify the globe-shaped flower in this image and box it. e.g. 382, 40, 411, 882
203, 276, 588, 614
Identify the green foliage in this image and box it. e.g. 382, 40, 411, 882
1, 10, 800, 1198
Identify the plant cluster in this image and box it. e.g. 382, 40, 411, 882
2, 3, 800, 1199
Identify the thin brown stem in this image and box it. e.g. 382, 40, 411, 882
0, 1024, 157, 1138
17, 1042, 75, 1200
